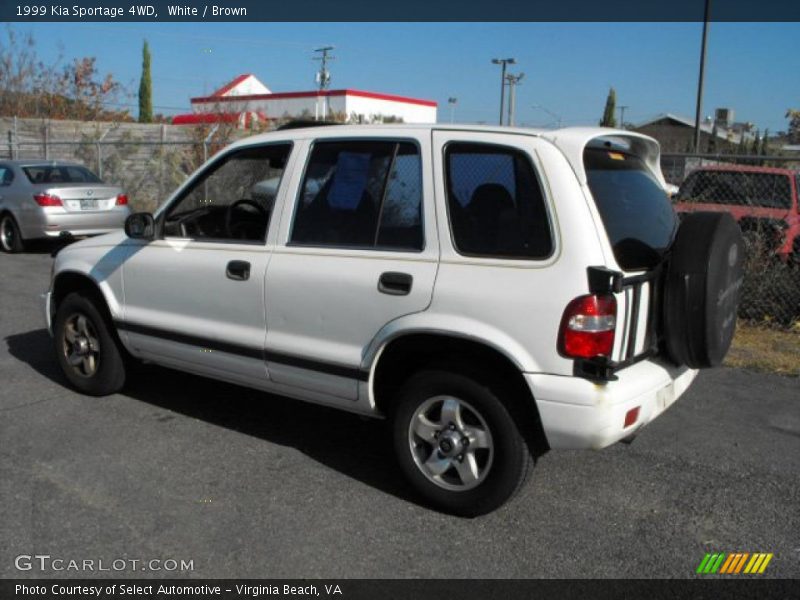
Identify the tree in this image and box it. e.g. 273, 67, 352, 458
761, 128, 770, 155
707, 121, 718, 154
785, 110, 800, 144
599, 87, 616, 127
138, 40, 153, 123
0, 25, 127, 121
749, 129, 760, 155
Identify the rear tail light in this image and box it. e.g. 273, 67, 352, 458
33, 193, 62, 207
559, 294, 617, 359
115, 194, 128, 206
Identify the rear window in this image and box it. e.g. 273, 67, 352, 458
23, 165, 101, 185
584, 148, 677, 271
676, 170, 792, 209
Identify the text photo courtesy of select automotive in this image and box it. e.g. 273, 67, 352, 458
0, 16, 798, 584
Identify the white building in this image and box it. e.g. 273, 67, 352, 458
173, 74, 437, 127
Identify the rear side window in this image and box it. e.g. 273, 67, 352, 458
23, 165, 101, 184
444, 143, 552, 259
291, 140, 423, 251
584, 148, 677, 271
677, 170, 792, 209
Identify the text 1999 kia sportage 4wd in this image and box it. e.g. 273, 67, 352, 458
44, 125, 743, 516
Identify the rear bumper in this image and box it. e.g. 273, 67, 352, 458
21, 206, 130, 239
527, 359, 698, 449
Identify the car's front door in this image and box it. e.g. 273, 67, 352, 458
119, 142, 294, 386
264, 135, 439, 401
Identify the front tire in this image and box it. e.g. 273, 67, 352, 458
392, 370, 533, 517
0, 214, 25, 253
54, 292, 126, 396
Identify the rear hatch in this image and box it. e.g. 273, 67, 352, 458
581, 137, 678, 377
23, 164, 123, 212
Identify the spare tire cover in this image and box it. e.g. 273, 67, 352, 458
663, 212, 744, 368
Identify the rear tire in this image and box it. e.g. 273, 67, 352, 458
0, 214, 25, 253
54, 292, 126, 396
392, 369, 533, 517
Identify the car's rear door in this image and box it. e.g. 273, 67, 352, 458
263, 132, 438, 401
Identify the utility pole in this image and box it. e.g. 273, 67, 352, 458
491, 58, 515, 125
693, 0, 711, 152
313, 46, 335, 120
618, 105, 628, 129
505, 73, 524, 127
448, 97, 458, 123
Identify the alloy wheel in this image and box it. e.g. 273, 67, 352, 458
61, 313, 101, 378
407, 395, 494, 491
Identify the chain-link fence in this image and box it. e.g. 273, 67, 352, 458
1, 117, 250, 212
664, 153, 800, 329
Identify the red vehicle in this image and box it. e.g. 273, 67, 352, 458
674, 164, 800, 260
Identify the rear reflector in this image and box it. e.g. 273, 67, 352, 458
115, 194, 128, 206
559, 294, 617, 359
624, 406, 640, 428
33, 193, 62, 207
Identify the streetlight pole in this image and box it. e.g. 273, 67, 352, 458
492, 58, 515, 126
448, 97, 458, 123
694, 0, 711, 152
618, 105, 628, 129
506, 73, 524, 127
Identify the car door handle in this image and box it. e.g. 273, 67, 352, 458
378, 272, 413, 296
226, 260, 250, 281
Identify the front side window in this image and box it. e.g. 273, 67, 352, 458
444, 143, 553, 259
290, 140, 423, 251
163, 144, 291, 242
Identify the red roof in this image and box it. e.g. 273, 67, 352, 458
209, 73, 252, 98
191, 88, 437, 108
171, 111, 267, 127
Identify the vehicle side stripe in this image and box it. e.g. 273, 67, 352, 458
114, 320, 369, 381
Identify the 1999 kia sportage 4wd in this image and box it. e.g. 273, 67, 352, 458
44, 124, 743, 516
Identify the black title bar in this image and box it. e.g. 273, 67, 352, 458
1, 0, 800, 22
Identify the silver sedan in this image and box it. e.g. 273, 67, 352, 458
0, 160, 130, 253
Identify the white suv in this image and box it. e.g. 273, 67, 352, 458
44, 124, 743, 516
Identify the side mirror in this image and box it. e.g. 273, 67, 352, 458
124, 212, 155, 240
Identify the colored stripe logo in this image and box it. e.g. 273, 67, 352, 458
696, 552, 773, 574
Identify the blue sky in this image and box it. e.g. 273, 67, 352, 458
10, 22, 800, 133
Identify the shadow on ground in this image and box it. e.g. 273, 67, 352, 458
5, 328, 421, 507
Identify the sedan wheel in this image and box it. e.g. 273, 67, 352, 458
0, 215, 24, 253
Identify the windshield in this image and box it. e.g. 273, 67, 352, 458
584, 147, 677, 271
676, 170, 792, 209
23, 165, 102, 185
